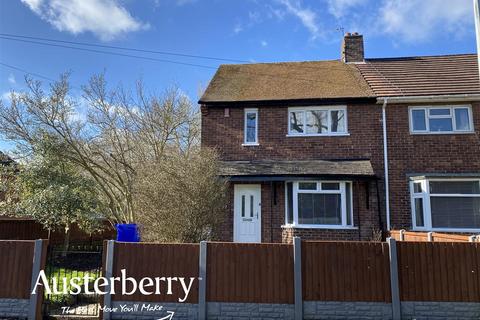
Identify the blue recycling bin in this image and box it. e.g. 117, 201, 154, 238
115, 223, 140, 242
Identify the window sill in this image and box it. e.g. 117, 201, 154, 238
410, 131, 475, 135
242, 143, 259, 147
286, 133, 350, 137
412, 227, 480, 233
281, 224, 358, 230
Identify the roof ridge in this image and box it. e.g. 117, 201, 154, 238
366, 53, 476, 62
219, 59, 342, 67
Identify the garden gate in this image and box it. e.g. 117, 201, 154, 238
42, 242, 103, 319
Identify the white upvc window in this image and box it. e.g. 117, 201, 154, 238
285, 181, 354, 229
243, 108, 258, 145
287, 106, 348, 136
410, 178, 480, 232
409, 105, 474, 134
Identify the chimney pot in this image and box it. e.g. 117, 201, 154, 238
341, 32, 364, 63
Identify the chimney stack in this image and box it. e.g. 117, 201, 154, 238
341, 32, 364, 63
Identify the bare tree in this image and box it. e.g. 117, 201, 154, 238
0, 74, 212, 228
135, 149, 228, 242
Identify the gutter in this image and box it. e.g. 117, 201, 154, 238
381, 98, 391, 231
377, 93, 480, 104
199, 96, 377, 107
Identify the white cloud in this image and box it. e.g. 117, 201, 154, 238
7, 74, 16, 85
1, 91, 20, 104
233, 23, 243, 34
327, 0, 367, 19
377, 0, 472, 42
21, 0, 149, 41
276, 0, 321, 39
325, 0, 472, 43
175, 0, 198, 5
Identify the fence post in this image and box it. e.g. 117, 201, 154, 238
399, 229, 405, 241
198, 241, 207, 320
387, 237, 401, 320
103, 240, 115, 320
427, 232, 433, 242
28, 239, 45, 320
293, 236, 303, 320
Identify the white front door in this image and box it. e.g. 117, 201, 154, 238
234, 184, 261, 243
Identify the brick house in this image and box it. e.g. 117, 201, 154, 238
200, 33, 480, 243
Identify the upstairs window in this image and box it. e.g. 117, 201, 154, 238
410, 106, 473, 134
411, 179, 480, 231
244, 108, 258, 145
288, 106, 347, 136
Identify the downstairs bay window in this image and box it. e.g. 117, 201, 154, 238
411, 179, 480, 231
285, 181, 353, 228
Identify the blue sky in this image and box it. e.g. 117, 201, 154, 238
0, 0, 477, 150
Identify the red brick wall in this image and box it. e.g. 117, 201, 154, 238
201, 104, 384, 172
203, 104, 386, 242
203, 101, 480, 240
386, 102, 480, 229
215, 180, 382, 243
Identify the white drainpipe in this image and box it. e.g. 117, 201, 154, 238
382, 98, 391, 230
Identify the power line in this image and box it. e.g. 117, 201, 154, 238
1, 37, 359, 87
0, 61, 56, 82
0, 36, 218, 70
0, 32, 249, 63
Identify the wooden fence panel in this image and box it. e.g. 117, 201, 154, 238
206, 242, 294, 304
0, 219, 115, 244
0, 240, 35, 299
390, 230, 474, 242
397, 241, 480, 302
302, 241, 391, 302
112, 242, 199, 303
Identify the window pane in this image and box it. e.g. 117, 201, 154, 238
431, 197, 480, 228
429, 108, 451, 116
298, 193, 342, 225
331, 110, 345, 133
413, 182, 423, 194
414, 198, 425, 227
245, 112, 257, 143
306, 110, 327, 134
241, 195, 245, 217
250, 195, 254, 217
346, 183, 352, 226
429, 118, 452, 132
455, 108, 470, 131
322, 182, 340, 190
286, 182, 293, 224
289, 111, 304, 134
411, 110, 426, 131
299, 182, 317, 190
429, 181, 480, 194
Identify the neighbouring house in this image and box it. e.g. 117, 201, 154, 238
200, 32, 480, 243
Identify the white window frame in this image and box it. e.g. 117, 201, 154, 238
287, 106, 349, 137
410, 178, 480, 232
243, 108, 258, 146
409, 105, 474, 134
284, 181, 355, 229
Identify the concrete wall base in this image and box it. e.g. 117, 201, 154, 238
304, 301, 393, 320
0, 298, 29, 319
207, 302, 294, 320
107, 300, 480, 320
401, 301, 480, 320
